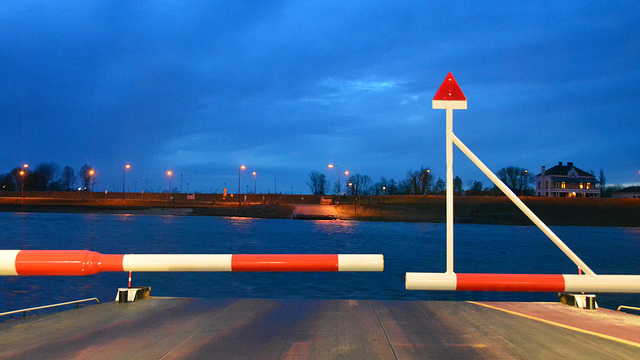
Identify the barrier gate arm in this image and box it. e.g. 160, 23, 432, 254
0, 250, 384, 276
406, 273, 640, 293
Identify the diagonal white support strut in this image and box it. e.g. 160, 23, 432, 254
452, 133, 595, 275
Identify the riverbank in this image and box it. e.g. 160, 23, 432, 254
0, 194, 638, 227
339, 196, 640, 227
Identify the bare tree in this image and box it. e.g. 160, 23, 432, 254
34, 162, 60, 190
496, 166, 533, 196
347, 173, 373, 195
62, 166, 75, 190
307, 171, 327, 195
469, 180, 483, 192
0, 173, 17, 191
599, 169, 606, 190
331, 181, 341, 195
397, 179, 411, 195
453, 176, 463, 194
79, 164, 94, 191
405, 167, 433, 195
434, 178, 446, 194
9, 167, 29, 191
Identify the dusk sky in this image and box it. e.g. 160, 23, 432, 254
2, 1, 639, 194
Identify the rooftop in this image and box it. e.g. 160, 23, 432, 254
538, 162, 597, 179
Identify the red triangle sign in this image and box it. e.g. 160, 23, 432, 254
433, 72, 466, 101
432, 72, 467, 110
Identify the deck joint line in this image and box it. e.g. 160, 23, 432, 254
370, 301, 399, 360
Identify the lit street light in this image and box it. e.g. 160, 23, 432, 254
328, 164, 340, 195
348, 182, 358, 196
166, 171, 172, 205
238, 165, 246, 194
20, 164, 28, 198
123, 164, 131, 200
19, 170, 25, 198
88, 169, 95, 196
252, 172, 257, 194
349, 182, 358, 215
344, 170, 350, 195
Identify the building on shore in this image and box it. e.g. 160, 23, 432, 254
612, 186, 640, 199
536, 162, 600, 197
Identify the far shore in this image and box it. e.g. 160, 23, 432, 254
1, 192, 639, 227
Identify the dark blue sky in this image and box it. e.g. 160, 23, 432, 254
2, 1, 639, 193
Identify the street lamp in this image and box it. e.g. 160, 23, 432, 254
328, 164, 340, 195
252, 172, 257, 194
166, 170, 173, 205
344, 171, 350, 195
349, 182, 358, 215
88, 169, 95, 195
123, 164, 131, 200
19, 170, 25, 198
238, 165, 246, 194
348, 182, 358, 196
20, 164, 28, 197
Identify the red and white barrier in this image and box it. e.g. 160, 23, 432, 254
406, 272, 640, 293
0, 250, 383, 276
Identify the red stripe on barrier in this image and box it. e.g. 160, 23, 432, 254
456, 273, 565, 292
15, 250, 124, 276
231, 254, 339, 272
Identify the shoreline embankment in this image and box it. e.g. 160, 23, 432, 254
0, 193, 638, 227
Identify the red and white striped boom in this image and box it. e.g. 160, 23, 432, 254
406, 272, 640, 293
0, 250, 383, 276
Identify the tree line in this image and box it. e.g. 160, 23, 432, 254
308, 165, 538, 196
0, 163, 95, 192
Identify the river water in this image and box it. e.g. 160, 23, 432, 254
1, 212, 638, 312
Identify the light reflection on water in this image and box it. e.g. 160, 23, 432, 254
225, 216, 259, 230
0, 212, 638, 314
310, 219, 358, 235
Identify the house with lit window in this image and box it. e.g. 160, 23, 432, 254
536, 162, 600, 197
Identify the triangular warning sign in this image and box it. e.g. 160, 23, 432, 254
432, 72, 467, 110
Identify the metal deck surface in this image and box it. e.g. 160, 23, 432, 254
1, 298, 639, 359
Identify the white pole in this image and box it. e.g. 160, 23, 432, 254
451, 133, 595, 275
446, 106, 454, 274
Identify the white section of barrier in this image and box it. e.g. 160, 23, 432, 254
122, 254, 233, 272
0, 250, 19, 276
405, 272, 457, 291
564, 275, 640, 293
338, 254, 384, 272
